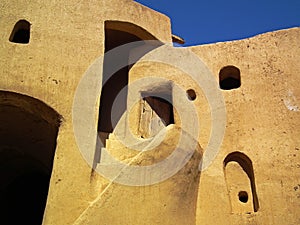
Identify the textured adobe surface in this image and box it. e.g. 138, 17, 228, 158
0, 0, 299, 224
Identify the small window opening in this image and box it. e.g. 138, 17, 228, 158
186, 89, 196, 101
219, 66, 241, 90
238, 191, 249, 203
9, 20, 31, 44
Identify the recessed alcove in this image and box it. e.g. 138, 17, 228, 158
9, 20, 31, 44
224, 152, 259, 213
138, 91, 174, 138
219, 66, 241, 90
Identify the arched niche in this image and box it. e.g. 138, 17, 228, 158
224, 152, 259, 213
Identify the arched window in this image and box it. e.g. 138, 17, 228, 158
224, 152, 259, 213
9, 19, 31, 44
219, 65, 241, 90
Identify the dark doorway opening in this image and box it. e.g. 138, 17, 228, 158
0, 91, 61, 225
138, 91, 174, 138
142, 95, 174, 126
97, 21, 159, 143
2, 171, 50, 224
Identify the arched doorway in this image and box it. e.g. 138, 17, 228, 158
0, 91, 61, 225
97, 21, 162, 145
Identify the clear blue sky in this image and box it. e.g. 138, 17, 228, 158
135, 0, 300, 46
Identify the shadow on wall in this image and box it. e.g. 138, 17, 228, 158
0, 91, 62, 225
224, 152, 259, 214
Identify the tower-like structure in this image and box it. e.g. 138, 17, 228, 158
0, 1, 299, 224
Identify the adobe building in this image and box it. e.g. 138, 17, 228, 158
0, 0, 299, 224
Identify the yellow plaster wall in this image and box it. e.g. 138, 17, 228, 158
0, 0, 299, 224
190, 27, 300, 225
